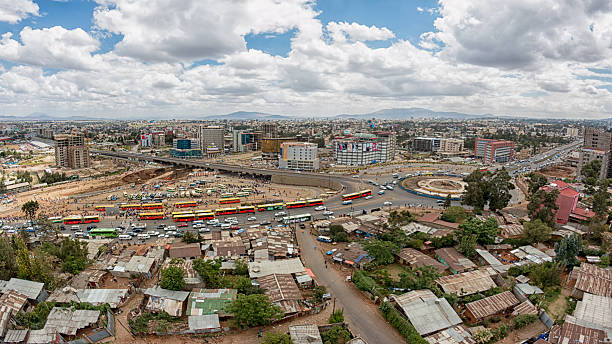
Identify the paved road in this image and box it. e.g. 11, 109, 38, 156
296, 227, 406, 344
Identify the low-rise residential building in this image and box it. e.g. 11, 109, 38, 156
290, 324, 324, 344
464, 291, 520, 322
569, 263, 612, 298
392, 289, 462, 336
144, 286, 190, 317
435, 247, 476, 274
397, 248, 447, 273
186, 288, 237, 318
258, 274, 303, 315
436, 269, 497, 296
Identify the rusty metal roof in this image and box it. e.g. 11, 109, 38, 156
0, 289, 28, 314
549, 315, 610, 344
397, 248, 447, 273
258, 274, 302, 303
435, 247, 476, 273
465, 291, 519, 320
574, 263, 612, 297
436, 269, 497, 296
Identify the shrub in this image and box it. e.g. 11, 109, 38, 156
352, 271, 377, 292
379, 302, 427, 344
313, 286, 327, 302
262, 333, 292, 344
513, 314, 538, 329
329, 310, 344, 324
321, 326, 351, 344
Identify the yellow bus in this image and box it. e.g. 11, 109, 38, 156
172, 211, 194, 217
215, 207, 238, 216
175, 201, 197, 208
219, 197, 240, 205
140, 212, 165, 220
256, 203, 284, 212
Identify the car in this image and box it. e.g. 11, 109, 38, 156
364, 195, 372, 200
323, 210, 334, 215
378, 190, 385, 195
59, 225, 65, 230
177, 223, 188, 227
156, 224, 166, 229
116, 225, 126, 230
247, 216, 257, 221
342, 200, 353, 205
314, 206, 326, 211
231, 225, 241, 230
386, 186, 394, 191
383, 201, 393, 206
274, 211, 287, 217
6, 229, 16, 234
260, 221, 271, 226
174, 231, 184, 237
352, 174, 359, 178
207, 219, 219, 225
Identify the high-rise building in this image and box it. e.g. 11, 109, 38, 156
140, 133, 152, 147
439, 138, 464, 153
232, 130, 263, 152
474, 138, 515, 163
261, 122, 278, 138
333, 132, 396, 166
578, 127, 612, 180
170, 138, 201, 158
566, 127, 580, 137
198, 125, 224, 157
279, 142, 319, 171
54, 132, 90, 169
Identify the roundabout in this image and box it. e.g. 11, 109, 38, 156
400, 175, 466, 200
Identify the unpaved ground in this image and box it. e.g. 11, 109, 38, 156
498, 320, 548, 344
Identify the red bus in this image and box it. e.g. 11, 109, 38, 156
94, 205, 112, 212
238, 206, 255, 214
306, 199, 324, 207
174, 214, 196, 222
141, 203, 163, 210
139, 212, 165, 220
83, 215, 100, 224
219, 198, 240, 205
195, 212, 215, 220
63, 216, 82, 225
342, 190, 372, 201
175, 201, 197, 208
285, 201, 307, 209
215, 208, 238, 216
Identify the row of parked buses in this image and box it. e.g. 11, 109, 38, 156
62, 215, 100, 225
342, 189, 372, 201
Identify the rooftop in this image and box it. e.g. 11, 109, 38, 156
549, 315, 610, 344
169, 243, 201, 258
188, 314, 221, 332
397, 248, 447, 273
1, 278, 44, 300
248, 257, 305, 278
392, 289, 462, 336
186, 288, 237, 317
44, 307, 100, 336
573, 293, 612, 328
435, 247, 476, 273
573, 263, 612, 297
289, 324, 323, 344
144, 286, 190, 301
258, 274, 302, 303
436, 269, 497, 296
465, 291, 519, 321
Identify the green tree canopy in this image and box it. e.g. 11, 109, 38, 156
527, 188, 559, 227
525, 172, 548, 197
457, 217, 499, 245
362, 239, 399, 265
160, 266, 185, 291
457, 233, 477, 258
591, 179, 611, 217
555, 234, 582, 268
581, 159, 601, 192
487, 169, 515, 212
443, 194, 452, 208
398, 266, 441, 293
193, 258, 223, 288
21, 200, 40, 222
227, 294, 283, 329
262, 333, 293, 344
522, 219, 552, 244
462, 169, 514, 213
440, 206, 468, 223
0, 236, 17, 280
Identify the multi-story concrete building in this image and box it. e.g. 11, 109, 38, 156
170, 138, 202, 158
54, 132, 90, 169
262, 137, 298, 159
439, 138, 464, 153
474, 138, 515, 163
232, 130, 262, 153
566, 127, 580, 137
140, 133, 152, 147
278, 142, 319, 171
333, 132, 396, 166
198, 125, 224, 157
413, 137, 464, 153
261, 122, 278, 138
578, 127, 612, 180
152, 132, 165, 147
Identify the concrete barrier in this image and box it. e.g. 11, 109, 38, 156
271, 174, 343, 191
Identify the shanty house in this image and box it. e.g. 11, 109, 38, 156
392, 290, 462, 336
464, 291, 520, 322
144, 286, 190, 317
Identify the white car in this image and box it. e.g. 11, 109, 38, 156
323, 210, 334, 215
207, 219, 219, 225
274, 211, 287, 217
378, 190, 385, 195
383, 201, 393, 206
352, 175, 359, 178
314, 206, 326, 211
247, 216, 257, 221
364, 195, 373, 200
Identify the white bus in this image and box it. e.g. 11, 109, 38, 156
281, 213, 312, 224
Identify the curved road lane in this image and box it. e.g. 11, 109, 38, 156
296, 228, 406, 344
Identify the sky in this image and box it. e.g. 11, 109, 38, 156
1, 0, 612, 119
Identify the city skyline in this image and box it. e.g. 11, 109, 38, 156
1, 1, 612, 119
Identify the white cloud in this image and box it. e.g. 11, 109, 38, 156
0, 26, 102, 70
417, 7, 424, 13
326, 22, 395, 42
0, 0, 39, 23
423, 0, 612, 69
92, 0, 317, 63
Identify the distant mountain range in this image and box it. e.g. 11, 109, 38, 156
0, 108, 504, 121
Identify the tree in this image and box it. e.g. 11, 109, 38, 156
313, 286, 327, 302
233, 259, 249, 276
591, 180, 611, 217
457, 234, 477, 258
21, 200, 40, 222
182, 231, 201, 243
487, 169, 515, 212
387, 210, 415, 228
522, 219, 552, 244
362, 240, 399, 265
398, 266, 441, 293
227, 294, 283, 329
441, 206, 468, 223
443, 194, 452, 208
528, 188, 559, 227
40, 237, 89, 274
462, 170, 489, 213
329, 225, 349, 242
15, 238, 57, 289
329, 309, 344, 324
0, 237, 17, 280
457, 217, 499, 245
160, 266, 185, 291
193, 258, 223, 288
262, 333, 293, 344
321, 326, 351, 344
555, 234, 582, 268
525, 172, 548, 197
581, 160, 601, 193
530, 262, 564, 288
234, 276, 263, 295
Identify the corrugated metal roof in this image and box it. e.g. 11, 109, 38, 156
290, 324, 323, 344
169, 243, 201, 258
424, 324, 476, 344
2, 278, 44, 300
0, 289, 28, 313
0, 305, 12, 337
512, 300, 538, 316
144, 286, 189, 301
44, 307, 100, 336
77, 289, 128, 308
549, 315, 609, 344
574, 263, 612, 297
186, 288, 237, 316
188, 314, 220, 331
475, 249, 503, 266
393, 290, 462, 336
436, 270, 497, 296
397, 248, 447, 273
4, 329, 29, 343
258, 274, 302, 303
248, 258, 305, 278
465, 291, 519, 320
124, 255, 155, 273
435, 247, 476, 273
573, 293, 612, 328
26, 329, 56, 344
514, 283, 544, 296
